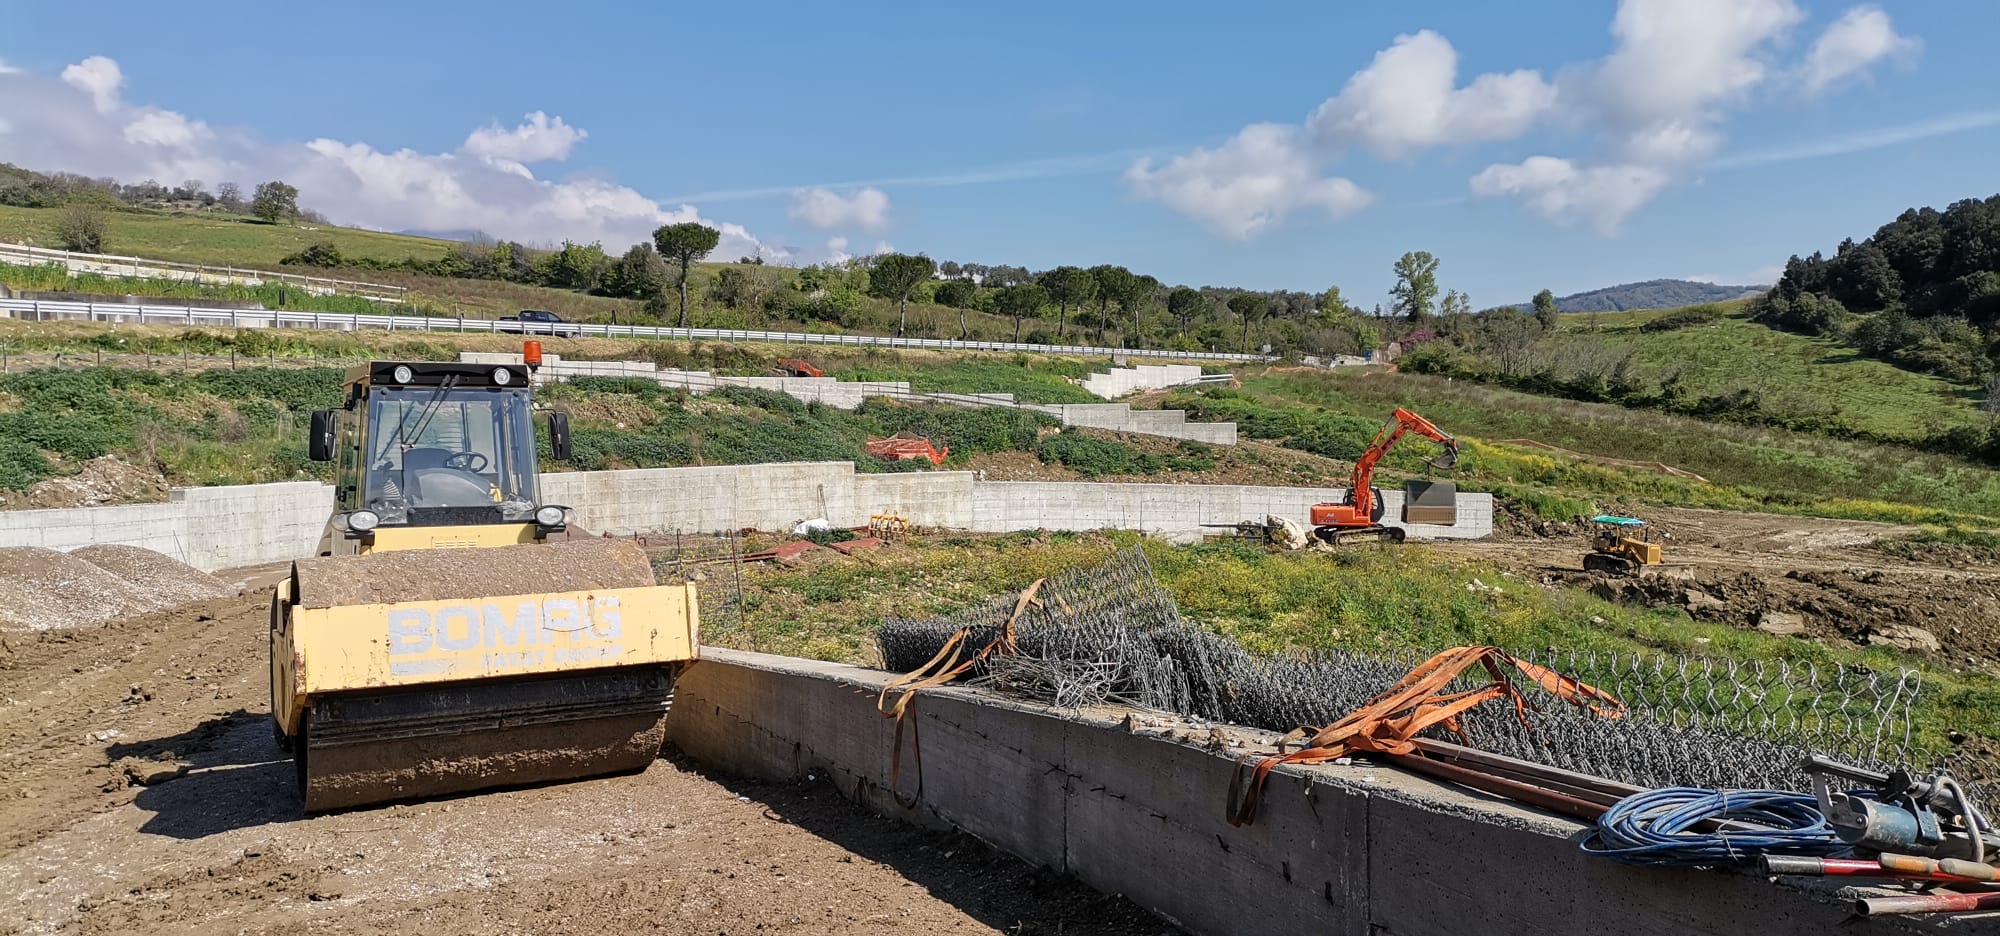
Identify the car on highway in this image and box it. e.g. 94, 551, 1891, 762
495, 309, 581, 338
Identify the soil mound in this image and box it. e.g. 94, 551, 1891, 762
70, 544, 236, 606
0, 547, 169, 631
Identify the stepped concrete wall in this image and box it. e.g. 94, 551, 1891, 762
462, 352, 1235, 443
0, 464, 1490, 568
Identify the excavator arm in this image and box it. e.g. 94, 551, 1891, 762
1308, 408, 1458, 538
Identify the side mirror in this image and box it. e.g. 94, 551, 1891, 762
308, 409, 336, 461
548, 411, 572, 461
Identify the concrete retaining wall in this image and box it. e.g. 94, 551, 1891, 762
0, 481, 333, 569
0, 464, 1491, 568
464, 352, 1236, 444
1082, 363, 1203, 398
667, 650, 1941, 936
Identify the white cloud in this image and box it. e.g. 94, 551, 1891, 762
1585, 0, 1803, 132
1306, 30, 1556, 157
61, 55, 123, 114
1475, 0, 1834, 230
122, 110, 212, 148
1469, 157, 1671, 234
787, 187, 891, 231
461, 111, 586, 163
872, 240, 896, 256
824, 236, 851, 264
0, 60, 21, 76
0, 56, 785, 262
1800, 6, 1919, 95
1125, 124, 1371, 240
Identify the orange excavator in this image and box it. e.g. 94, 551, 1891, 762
1308, 408, 1458, 545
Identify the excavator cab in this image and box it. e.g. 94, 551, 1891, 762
272, 355, 698, 812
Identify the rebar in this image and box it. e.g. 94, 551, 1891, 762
874, 548, 1983, 808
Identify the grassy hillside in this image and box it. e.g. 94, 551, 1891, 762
1170, 367, 2000, 525
1551, 305, 1985, 441
0, 204, 456, 268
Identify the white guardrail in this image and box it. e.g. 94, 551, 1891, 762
0, 242, 409, 300
0, 298, 1276, 362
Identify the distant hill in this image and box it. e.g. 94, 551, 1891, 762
1514, 279, 1767, 314
395, 228, 489, 243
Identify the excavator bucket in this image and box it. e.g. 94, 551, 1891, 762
271, 538, 698, 811
1426, 442, 1461, 471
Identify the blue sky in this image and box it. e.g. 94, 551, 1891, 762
1, 0, 1995, 307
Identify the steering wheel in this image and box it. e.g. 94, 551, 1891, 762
443, 451, 489, 472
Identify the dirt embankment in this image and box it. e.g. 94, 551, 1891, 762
0, 588, 1172, 936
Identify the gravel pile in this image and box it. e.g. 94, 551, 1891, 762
0, 547, 171, 631
70, 545, 237, 607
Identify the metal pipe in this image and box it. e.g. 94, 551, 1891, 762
1761, 855, 1990, 885
1853, 890, 2000, 916
1388, 751, 1609, 822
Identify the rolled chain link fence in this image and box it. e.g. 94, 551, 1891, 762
876, 548, 1993, 812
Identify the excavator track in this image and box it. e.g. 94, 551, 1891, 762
296, 667, 674, 812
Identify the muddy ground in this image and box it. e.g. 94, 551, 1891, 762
1444, 506, 2000, 674
0, 588, 1173, 936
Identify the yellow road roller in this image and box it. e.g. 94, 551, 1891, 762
269, 354, 698, 811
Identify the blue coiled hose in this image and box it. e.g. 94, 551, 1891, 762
1581, 787, 1854, 867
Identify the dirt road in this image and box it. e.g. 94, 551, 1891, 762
1440, 506, 2000, 672
0, 591, 1172, 936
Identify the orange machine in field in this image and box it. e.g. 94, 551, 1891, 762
1308, 408, 1458, 545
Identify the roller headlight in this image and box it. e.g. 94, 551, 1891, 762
493, 367, 513, 385
392, 365, 415, 384
347, 509, 381, 532
535, 505, 568, 527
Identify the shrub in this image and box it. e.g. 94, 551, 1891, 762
1638, 304, 1722, 333
1036, 429, 1161, 477
53, 202, 108, 253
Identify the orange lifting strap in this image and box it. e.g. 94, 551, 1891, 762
1226, 645, 1625, 827
875, 579, 1046, 807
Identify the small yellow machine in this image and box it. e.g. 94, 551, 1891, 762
269, 355, 699, 811
1584, 515, 1663, 574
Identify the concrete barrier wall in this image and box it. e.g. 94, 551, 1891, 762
970, 481, 1492, 541
0, 481, 332, 569
1, 464, 1492, 567
668, 650, 1924, 936
1082, 363, 1203, 398
465, 352, 1237, 444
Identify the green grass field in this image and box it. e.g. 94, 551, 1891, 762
1174, 368, 2000, 525
0, 204, 457, 268
1551, 306, 1985, 441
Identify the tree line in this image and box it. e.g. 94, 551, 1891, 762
1754, 193, 2000, 383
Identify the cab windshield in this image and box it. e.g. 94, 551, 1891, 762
362, 385, 541, 524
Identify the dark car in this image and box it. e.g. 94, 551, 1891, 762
496, 309, 581, 338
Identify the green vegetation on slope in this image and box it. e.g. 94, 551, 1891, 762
1167, 369, 2000, 525
1754, 193, 2000, 383
0, 263, 422, 316
0, 203, 455, 268
0, 366, 340, 491
725, 533, 1996, 752
1550, 306, 1983, 442
829, 354, 1100, 404
1403, 301, 1992, 460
